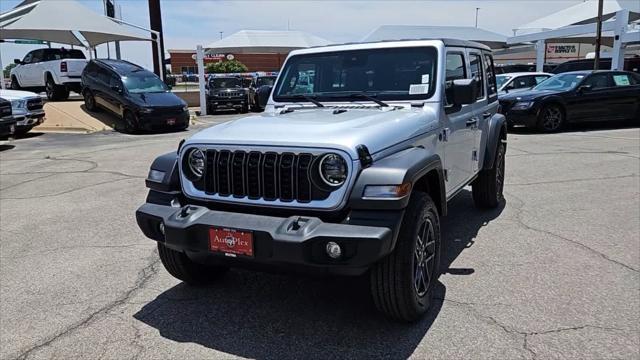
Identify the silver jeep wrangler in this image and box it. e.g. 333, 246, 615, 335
136, 39, 507, 322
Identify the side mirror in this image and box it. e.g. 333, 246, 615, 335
577, 84, 592, 93
111, 85, 122, 93
450, 78, 478, 105
14, 59, 22, 65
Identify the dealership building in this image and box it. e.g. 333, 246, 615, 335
168, 30, 331, 74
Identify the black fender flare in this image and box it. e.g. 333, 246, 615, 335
482, 113, 508, 170
145, 151, 181, 193
349, 147, 446, 214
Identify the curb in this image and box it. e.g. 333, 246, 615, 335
33, 126, 96, 134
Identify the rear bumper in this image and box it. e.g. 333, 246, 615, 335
136, 203, 396, 275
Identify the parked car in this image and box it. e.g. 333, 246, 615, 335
0, 89, 45, 135
81, 59, 190, 133
249, 73, 277, 111
10, 48, 88, 101
495, 63, 555, 74
550, 57, 640, 74
0, 98, 17, 138
206, 75, 249, 113
499, 70, 640, 132
136, 39, 508, 322
497, 72, 552, 94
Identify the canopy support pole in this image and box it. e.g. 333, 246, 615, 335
611, 9, 629, 70
0, 45, 5, 90
535, 40, 545, 72
196, 45, 207, 116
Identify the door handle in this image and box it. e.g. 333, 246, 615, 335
466, 118, 478, 127
482, 112, 493, 119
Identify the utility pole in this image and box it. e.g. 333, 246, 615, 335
594, 0, 603, 70
219, 31, 223, 40
148, 0, 166, 80
475, 7, 480, 28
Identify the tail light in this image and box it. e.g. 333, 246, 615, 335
60, 61, 67, 72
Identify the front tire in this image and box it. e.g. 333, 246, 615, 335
370, 192, 441, 322
122, 111, 138, 134
157, 243, 228, 286
537, 104, 564, 132
10, 76, 21, 90
472, 141, 506, 208
83, 90, 98, 112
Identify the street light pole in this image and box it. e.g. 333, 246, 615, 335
219, 31, 224, 40
594, 0, 603, 70
475, 7, 480, 28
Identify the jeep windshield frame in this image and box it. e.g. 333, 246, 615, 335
273, 46, 438, 103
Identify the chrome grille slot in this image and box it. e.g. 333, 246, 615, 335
217, 150, 232, 196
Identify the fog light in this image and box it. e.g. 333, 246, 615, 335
158, 222, 165, 235
326, 241, 342, 259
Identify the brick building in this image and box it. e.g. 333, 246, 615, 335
168, 30, 331, 75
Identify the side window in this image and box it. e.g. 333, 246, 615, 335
583, 73, 612, 90
612, 74, 636, 86
535, 76, 550, 85
30, 50, 43, 63
445, 52, 466, 106
109, 73, 121, 88
483, 54, 497, 99
469, 53, 484, 100
97, 68, 111, 85
22, 52, 33, 64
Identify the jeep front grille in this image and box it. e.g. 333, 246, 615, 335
199, 150, 325, 203
217, 91, 243, 98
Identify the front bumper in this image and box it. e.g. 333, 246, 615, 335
138, 111, 189, 131
207, 97, 246, 110
136, 203, 395, 275
12, 109, 45, 129
0, 118, 17, 137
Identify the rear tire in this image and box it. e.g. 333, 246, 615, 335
45, 76, 69, 101
472, 142, 506, 208
157, 243, 228, 286
370, 192, 441, 322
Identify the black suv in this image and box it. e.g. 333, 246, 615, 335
249, 74, 277, 111
0, 98, 17, 138
206, 75, 249, 114
81, 59, 189, 132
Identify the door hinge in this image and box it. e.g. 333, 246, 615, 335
440, 128, 450, 142
443, 169, 448, 181
472, 150, 478, 161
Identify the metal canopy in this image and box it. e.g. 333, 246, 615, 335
362, 25, 509, 49
0, 0, 150, 47
205, 30, 332, 54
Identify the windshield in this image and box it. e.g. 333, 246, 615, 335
496, 75, 512, 89
256, 76, 276, 87
534, 73, 585, 91
274, 46, 438, 102
210, 77, 242, 88
122, 72, 168, 94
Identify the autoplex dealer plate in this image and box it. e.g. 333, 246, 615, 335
209, 227, 254, 257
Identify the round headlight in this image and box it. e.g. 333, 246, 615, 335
187, 149, 205, 179
319, 153, 347, 187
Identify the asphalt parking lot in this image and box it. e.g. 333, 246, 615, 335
1, 117, 638, 359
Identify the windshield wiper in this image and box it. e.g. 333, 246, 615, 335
345, 93, 389, 107
288, 94, 324, 107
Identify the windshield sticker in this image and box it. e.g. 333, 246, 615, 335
409, 84, 429, 95
613, 75, 630, 86
421, 74, 430, 84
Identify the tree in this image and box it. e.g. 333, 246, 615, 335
206, 59, 248, 74
3, 63, 17, 79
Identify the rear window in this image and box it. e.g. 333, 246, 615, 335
44, 49, 86, 61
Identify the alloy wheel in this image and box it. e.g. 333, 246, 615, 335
542, 106, 562, 131
45, 81, 53, 99
495, 144, 505, 201
413, 217, 436, 297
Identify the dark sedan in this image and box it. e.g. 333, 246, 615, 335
499, 70, 640, 132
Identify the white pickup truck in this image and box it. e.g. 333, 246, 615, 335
10, 48, 87, 101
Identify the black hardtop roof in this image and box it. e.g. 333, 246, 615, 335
311, 38, 491, 52
94, 59, 147, 75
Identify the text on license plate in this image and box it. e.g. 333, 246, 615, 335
209, 227, 253, 257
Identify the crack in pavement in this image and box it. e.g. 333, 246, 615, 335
1, 177, 139, 200
0, 173, 58, 191
505, 191, 639, 273
506, 174, 638, 186
12, 249, 161, 360
1, 243, 150, 260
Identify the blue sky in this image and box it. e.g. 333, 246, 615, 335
0, 0, 622, 71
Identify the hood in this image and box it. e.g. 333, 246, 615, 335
0, 89, 40, 101
131, 92, 185, 107
187, 107, 439, 159
500, 89, 565, 102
